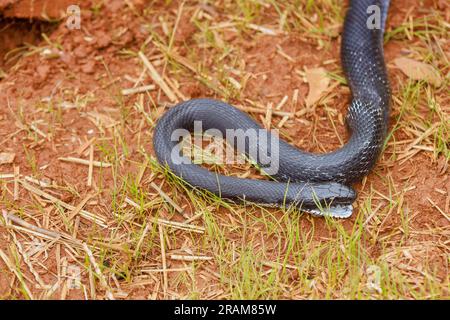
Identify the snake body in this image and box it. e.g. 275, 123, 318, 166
153, 0, 391, 217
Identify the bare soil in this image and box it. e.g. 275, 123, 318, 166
0, 0, 73, 19
0, 0, 448, 299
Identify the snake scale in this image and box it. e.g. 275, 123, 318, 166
153, 0, 391, 218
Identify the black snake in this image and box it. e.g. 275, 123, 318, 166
153, 0, 391, 218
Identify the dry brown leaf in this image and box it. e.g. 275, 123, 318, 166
394, 57, 443, 87
366, 265, 382, 294
0, 152, 15, 165
305, 67, 330, 107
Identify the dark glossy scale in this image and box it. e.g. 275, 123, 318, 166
153, 0, 391, 214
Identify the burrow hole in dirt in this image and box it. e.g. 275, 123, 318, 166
0, 16, 57, 77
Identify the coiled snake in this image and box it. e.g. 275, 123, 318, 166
153, 0, 391, 218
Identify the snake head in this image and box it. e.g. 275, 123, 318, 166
304, 204, 355, 219
292, 182, 356, 218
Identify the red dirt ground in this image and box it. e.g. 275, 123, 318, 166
0, 0, 73, 19
0, 0, 448, 299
